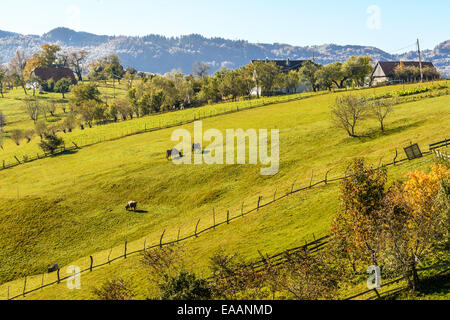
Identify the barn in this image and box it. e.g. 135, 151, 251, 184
370, 61, 437, 85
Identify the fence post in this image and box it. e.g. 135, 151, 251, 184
57, 268, 60, 284
257, 196, 262, 211
195, 219, 201, 237
144, 239, 146, 251
273, 187, 277, 201
241, 202, 244, 217
227, 210, 230, 224
23, 276, 27, 297
324, 170, 330, 185
160, 229, 165, 248
373, 288, 382, 299
393, 149, 398, 166
345, 163, 351, 178
41, 273, 45, 290
108, 247, 112, 264
213, 208, 216, 230
378, 157, 384, 169
309, 170, 314, 188
177, 227, 181, 242
90, 256, 93, 272
124, 241, 127, 259
290, 179, 296, 194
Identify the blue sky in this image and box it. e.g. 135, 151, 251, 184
0, 0, 448, 52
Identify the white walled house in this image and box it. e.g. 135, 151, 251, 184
370, 61, 437, 85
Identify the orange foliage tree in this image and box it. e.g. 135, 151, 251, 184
382, 164, 449, 290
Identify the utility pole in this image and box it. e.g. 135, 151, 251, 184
417, 38, 423, 83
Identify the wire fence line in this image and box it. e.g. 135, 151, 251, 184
2, 86, 449, 172
202, 234, 448, 301
345, 264, 450, 300
0, 91, 329, 171
3, 138, 446, 300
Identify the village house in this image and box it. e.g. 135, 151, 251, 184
370, 61, 437, 85
32, 67, 77, 85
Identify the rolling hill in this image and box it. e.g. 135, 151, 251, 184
0, 81, 448, 299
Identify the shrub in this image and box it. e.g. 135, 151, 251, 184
93, 278, 136, 300
39, 133, 64, 154
159, 271, 211, 300
24, 129, 35, 143
10, 129, 24, 145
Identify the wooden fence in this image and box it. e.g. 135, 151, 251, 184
345, 264, 450, 300
434, 149, 449, 161
3, 137, 447, 300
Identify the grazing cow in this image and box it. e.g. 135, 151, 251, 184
125, 201, 137, 211
48, 264, 59, 273
192, 143, 202, 153
166, 148, 183, 160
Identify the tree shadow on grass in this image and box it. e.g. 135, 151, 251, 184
48, 149, 79, 157
390, 269, 450, 300
415, 270, 450, 296
356, 120, 427, 143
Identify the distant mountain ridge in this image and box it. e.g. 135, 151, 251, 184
0, 27, 448, 77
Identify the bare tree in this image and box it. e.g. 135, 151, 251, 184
24, 98, 43, 123
24, 129, 35, 143
0, 57, 7, 98
8, 50, 28, 95
370, 98, 395, 132
0, 132, 4, 150
64, 49, 89, 81
35, 120, 48, 139
10, 129, 24, 145
192, 61, 211, 78
92, 278, 136, 300
47, 100, 57, 117
0, 110, 6, 131
331, 95, 368, 137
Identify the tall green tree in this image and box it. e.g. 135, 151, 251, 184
342, 56, 373, 87
299, 61, 322, 92
252, 61, 281, 96
55, 78, 72, 99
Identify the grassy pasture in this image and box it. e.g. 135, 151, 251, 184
0, 81, 447, 167
0, 81, 449, 299
0, 82, 325, 165
0, 158, 444, 300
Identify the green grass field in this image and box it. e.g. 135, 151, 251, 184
0, 81, 449, 300
0, 81, 326, 166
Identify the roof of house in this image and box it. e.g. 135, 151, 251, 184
375, 61, 435, 77
33, 67, 77, 84
250, 59, 310, 73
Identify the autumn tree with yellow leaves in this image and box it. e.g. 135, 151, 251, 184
331, 160, 449, 291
